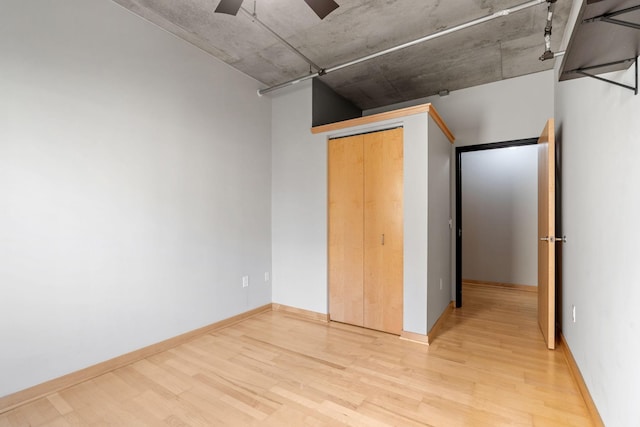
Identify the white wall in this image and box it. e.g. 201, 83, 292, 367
462, 146, 538, 286
0, 0, 271, 397
555, 62, 640, 426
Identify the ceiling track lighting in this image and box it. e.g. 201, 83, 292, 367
539, 0, 557, 61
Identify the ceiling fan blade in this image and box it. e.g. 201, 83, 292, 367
214, 0, 243, 16
303, 0, 339, 19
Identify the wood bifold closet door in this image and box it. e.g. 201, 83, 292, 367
328, 128, 403, 335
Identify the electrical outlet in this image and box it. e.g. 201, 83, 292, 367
242, 276, 249, 288
264, 272, 270, 282
439, 278, 443, 290
572, 305, 576, 323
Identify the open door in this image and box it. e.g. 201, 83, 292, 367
538, 119, 556, 350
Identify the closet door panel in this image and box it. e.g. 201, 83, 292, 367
328, 135, 364, 326
363, 128, 404, 334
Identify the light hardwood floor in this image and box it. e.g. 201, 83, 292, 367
0, 284, 593, 426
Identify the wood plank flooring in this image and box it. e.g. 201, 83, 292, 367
0, 284, 593, 426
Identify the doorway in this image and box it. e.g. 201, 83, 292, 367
455, 138, 538, 307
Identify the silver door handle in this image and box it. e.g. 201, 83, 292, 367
540, 236, 567, 243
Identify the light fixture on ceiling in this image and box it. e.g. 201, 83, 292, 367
303, 0, 339, 19
214, 0, 339, 20
214, 0, 243, 16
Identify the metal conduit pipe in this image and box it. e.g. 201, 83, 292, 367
240, 6, 323, 72
258, 0, 546, 96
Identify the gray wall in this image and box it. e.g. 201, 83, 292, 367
401, 114, 430, 334
427, 120, 453, 330
462, 146, 538, 286
402, 112, 453, 335
0, 0, 272, 397
552, 1, 640, 422
556, 58, 640, 426
271, 82, 328, 314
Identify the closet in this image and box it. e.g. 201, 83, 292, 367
316, 103, 454, 341
328, 127, 403, 335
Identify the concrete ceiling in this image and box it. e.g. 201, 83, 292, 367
112, 0, 571, 110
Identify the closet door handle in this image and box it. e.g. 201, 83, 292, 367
381, 234, 385, 245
